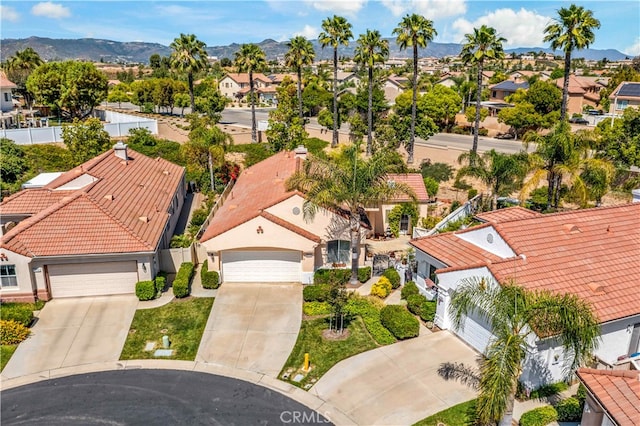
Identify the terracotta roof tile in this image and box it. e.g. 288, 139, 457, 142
475, 206, 543, 223
224, 73, 271, 84
261, 211, 321, 243
386, 173, 429, 202
0, 71, 17, 89
577, 368, 640, 426
1, 148, 184, 257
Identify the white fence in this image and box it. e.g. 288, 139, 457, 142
413, 194, 483, 238
158, 246, 194, 273
1, 110, 157, 145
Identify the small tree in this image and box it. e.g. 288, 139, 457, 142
62, 118, 112, 165
325, 272, 350, 334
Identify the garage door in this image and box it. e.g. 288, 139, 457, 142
48, 261, 138, 298
221, 250, 300, 282
452, 310, 494, 354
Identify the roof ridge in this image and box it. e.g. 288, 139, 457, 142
260, 211, 321, 243
578, 368, 640, 380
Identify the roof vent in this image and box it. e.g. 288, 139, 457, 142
162, 170, 170, 175
228, 204, 238, 210
563, 224, 581, 234
587, 281, 606, 295
113, 141, 128, 161
138, 216, 149, 223
294, 145, 308, 160
104, 194, 114, 201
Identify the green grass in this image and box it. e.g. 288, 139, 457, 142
279, 316, 378, 389
120, 297, 213, 361
1, 345, 18, 371
413, 399, 477, 426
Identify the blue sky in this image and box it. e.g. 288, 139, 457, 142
1, 1, 639, 55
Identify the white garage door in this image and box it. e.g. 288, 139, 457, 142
222, 250, 301, 283
453, 311, 494, 354
48, 261, 138, 298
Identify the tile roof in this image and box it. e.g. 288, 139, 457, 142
386, 174, 430, 202
223, 73, 271, 84
475, 206, 543, 223
577, 368, 640, 426
0, 71, 17, 89
554, 74, 601, 95
411, 204, 640, 322
1, 147, 184, 257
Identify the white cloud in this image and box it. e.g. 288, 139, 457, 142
381, 0, 466, 19
304, 0, 367, 15
294, 25, 320, 40
0, 6, 20, 22
31, 2, 71, 19
625, 38, 640, 56
452, 8, 551, 48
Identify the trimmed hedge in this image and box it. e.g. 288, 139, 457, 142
314, 268, 351, 285
155, 272, 167, 295
201, 260, 220, 289
357, 266, 372, 283
406, 294, 436, 322
401, 281, 420, 300
555, 397, 582, 422
382, 267, 401, 289
135, 280, 156, 301
303, 284, 330, 302
518, 381, 569, 400
0, 320, 31, 344
0, 303, 34, 327
344, 296, 396, 345
370, 277, 392, 298
519, 406, 558, 426
380, 305, 419, 340
173, 262, 194, 298
303, 301, 332, 316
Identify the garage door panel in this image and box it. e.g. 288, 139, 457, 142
222, 251, 300, 282
453, 311, 493, 354
48, 261, 138, 298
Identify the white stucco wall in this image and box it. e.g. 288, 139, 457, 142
455, 226, 516, 258
0, 248, 34, 300
413, 249, 446, 294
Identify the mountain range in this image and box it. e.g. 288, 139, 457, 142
0, 36, 630, 64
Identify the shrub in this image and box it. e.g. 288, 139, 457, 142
382, 268, 401, 289
0, 303, 34, 327
357, 266, 371, 283
532, 382, 569, 399
401, 281, 420, 300
419, 300, 437, 322
189, 208, 209, 227
478, 128, 489, 136
155, 272, 167, 294
135, 280, 156, 301
303, 284, 330, 302
380, 305, 419, 340
555, 397, 582, 422
200, 260, 220, 289
172, 262, 194, 298
468, 188, 478, 199
314, 269, 351, 285
0, 320, 30, 344
370, 277, 392, 298
303, 301, 332, 316
519, 406, 558, 426
406, 294, 427, 315
344, 296, 395, 345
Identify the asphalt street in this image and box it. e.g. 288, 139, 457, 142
1, 369, 332, 425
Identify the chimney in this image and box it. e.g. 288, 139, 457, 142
113, 141, 128, 161
294, 145, 308, 160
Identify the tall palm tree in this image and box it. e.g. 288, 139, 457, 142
234, 43, 267, 143
457, 149, 529, 210
319, 15, 353, 148
354, 30, 389, 156
450, 278, 600, 426
393, 14, 437, 164
287, 146, 415, 285
285, 36, 315, 124
4, 47, 44, 109
544, 5, 600, 120
460, 25, 506, 158
170, 33, 207, 112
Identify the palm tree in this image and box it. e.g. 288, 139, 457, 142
460, 25, 506, 158
457, 149, 529, 210
450, 278, 600, 426
170, 33, 208, 112
4, 47, 44, 109
354, 30, 389, 156
544, 5, 600, 120
287, 146, 415, 285
393, 14, 437, 164
285, 36, 315, 124
319, 15, 353, 148
234, 43, 267, 143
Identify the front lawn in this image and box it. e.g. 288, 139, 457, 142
120, 297, 213, 361
1, 345, 18, 371
413, 399, 477, 426
279, 316, 378, 389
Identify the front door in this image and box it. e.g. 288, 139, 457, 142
400, 214, 410, 234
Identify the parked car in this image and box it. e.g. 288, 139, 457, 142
587, 109, 603, 115
495, 132, 515, 140
569, 116, 589, 125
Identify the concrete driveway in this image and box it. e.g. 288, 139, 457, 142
2, 295, 138, 379
311, 331, 480, 426
196, 283, 302, 378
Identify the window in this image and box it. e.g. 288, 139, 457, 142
3, 93, 9, 102
1, 265, 18, 287
429, 264, 437, 283
327, 240, 350, 264
616, 100, 628, 110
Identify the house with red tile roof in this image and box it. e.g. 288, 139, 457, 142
199, 147, 429, 283
410, 204, 640, 388
0, 142, 186, 301
577, 368, 640, 426
1, 71, 17, 113
218, 72, 274, 103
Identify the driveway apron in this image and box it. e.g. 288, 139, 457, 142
311, 331, 480, 426
2, 295, 138, 379
196, 283, 302, 378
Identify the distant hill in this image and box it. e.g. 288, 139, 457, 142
0, 36, 631, 64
